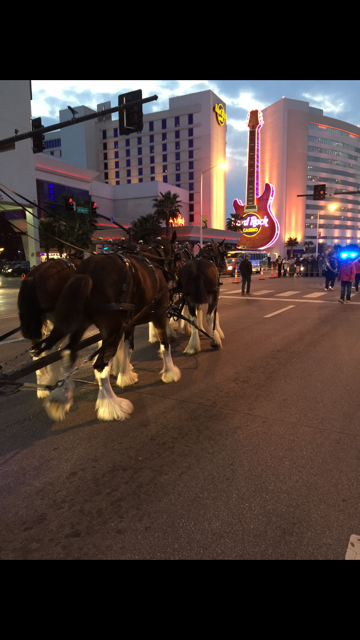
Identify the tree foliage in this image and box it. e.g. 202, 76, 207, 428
152, 191, 182, 237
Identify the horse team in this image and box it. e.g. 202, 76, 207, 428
17, 233, 227, 422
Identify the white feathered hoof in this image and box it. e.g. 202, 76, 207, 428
116, 368, 138, 388
43, 381, 74, 421
148, 322, 159, 343
37, 388, 50, 399
159, 345, 181, 383
96, 395, 133, 421
210, 330, 222, 349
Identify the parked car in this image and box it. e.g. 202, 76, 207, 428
3, 261, 30, 277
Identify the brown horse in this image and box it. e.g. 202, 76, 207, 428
178, 240, 227, 354
17, 258, 82, 397
35, 235, 180, 422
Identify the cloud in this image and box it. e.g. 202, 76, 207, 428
302, 93, 345, 115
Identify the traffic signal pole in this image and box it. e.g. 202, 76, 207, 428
0, 95, 158, 152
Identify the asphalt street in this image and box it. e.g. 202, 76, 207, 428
0, 272, 359, 559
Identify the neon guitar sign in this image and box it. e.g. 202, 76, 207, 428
232, 109, 279, 250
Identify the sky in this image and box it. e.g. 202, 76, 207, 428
31, 80, 360, 216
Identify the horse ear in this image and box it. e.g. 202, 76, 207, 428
171, 230, 177, 244
219, 239, 225, 247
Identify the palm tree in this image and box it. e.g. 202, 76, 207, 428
131, 213, 162, 243
285, 236, 299, 258
152, 191, 182, 237
304, 240, 314, 255
38, 217, 57, 261
226, 213, 243, 231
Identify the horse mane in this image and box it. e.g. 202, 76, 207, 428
18, 276, 44, 341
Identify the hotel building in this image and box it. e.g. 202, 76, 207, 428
260, 97, 360, 254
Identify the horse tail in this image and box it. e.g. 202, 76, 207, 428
53, 274, 93, 336
189, 272, 208, 306
18, 276, 44, 341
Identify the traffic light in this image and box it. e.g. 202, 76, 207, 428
65, 197, 76, 212
32, 117, 45, 154
118, 90, 143, 135
91, 202, 97, 215
313, 184, 326, 200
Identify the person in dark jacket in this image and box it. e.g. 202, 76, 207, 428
324, 252, 338, 291
240, 254, 252, 295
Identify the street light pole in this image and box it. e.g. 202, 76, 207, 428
199, 163, 226, 247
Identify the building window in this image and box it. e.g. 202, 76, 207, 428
103, 143, 107, 151
175, 130, 180, 139
163, 154, 167, 162
127, 179, 131, 184
189, 161, 194, 170
162, 143, 167, 152
189, 183, 194, 191
139, 178, 143, 183
189, 204, 194, 212
189, 150, 193, 159
137, 136, 142, 145
114, 127, 118, 137
188, 114, 193, 125
103, 152, 108, 160
104, 162, 108, 170
175, 141, 180, 150
162, 119, 166, 130
150, 155, 155, 164
116, 181, 120, 185
188, 139, 193, 148
139, 168, 143, 176
176, 152, 180, 161
189, 193, 194, 201
115, 170, 119, 179
189, 213, 194, 223
138, 157, 142, 166
138, 147, 142, 155
162, 133, 167, 142
126, 139, 130, 147
176, 163, 180, 172
115, 160, 119, 168
151, 166, 155, 175
126, 149, 130, 157
176, 173, 181, 182
163, 165, 167, 173
126, 159, 130, 167
102, 130, 107, 140
188, 128, 193, 137
104, 172, 108, 180
114, 151, 119, 159
175, 116, 180, 127
150, 145, 154, 154
127, 169, 131, 177
114, 141, 118, 149
189, 172, 194, 181
163, 175, 168, 183
149, 121, 154, 132
150, 134, 154, 143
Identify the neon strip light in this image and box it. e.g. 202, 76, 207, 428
258, 184, 280, 250
309, 123, 360, 139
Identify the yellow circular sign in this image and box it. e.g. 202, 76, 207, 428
214, 104, 227, 126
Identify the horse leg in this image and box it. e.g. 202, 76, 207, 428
42, 323, 88, 420
94, 332, 133, 421
153, 315, 181, 383
183, 302, 201, 355
196, 306, 205, 333
148, 321, 158, 343
215, 309, 225, 340
116, 328, 139, 388
205, 294, 222, 349
178, 304, 191, 336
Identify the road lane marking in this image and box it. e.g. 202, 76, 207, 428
303, 292, 327, 298
345, 534, 360, 559
264, 306, 295, 318
275, 291, 299, 296
220, 296, 360, 304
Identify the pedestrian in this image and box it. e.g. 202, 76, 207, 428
295, 256, 301, 276
240, 253, 252, 295
352, 257, 360, 291
317, 254, 323, 277
276, 256, 283, 277
289, 260, 296, 277
324, 252, 338, 291
338, 256, 356, 303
